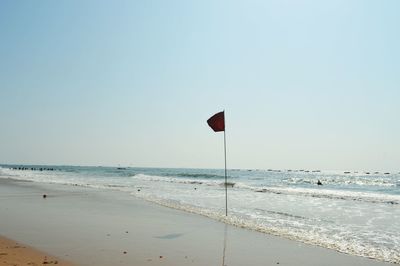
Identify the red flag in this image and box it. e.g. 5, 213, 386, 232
207, 111, 225, 132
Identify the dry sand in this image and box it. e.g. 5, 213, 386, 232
0, 235, 73, 266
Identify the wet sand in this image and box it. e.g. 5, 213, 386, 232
0, 178, 394, 266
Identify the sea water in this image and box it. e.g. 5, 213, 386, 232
1, 165, 399, 263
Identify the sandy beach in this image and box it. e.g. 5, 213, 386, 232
0, 235, 73, 266
0, 178, 394, 266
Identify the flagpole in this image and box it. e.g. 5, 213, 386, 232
224, 113, 228, 216
206, 110, 228, 217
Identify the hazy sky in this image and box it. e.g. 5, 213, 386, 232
1, 0, 399, 171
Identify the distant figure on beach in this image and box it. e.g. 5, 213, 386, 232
317, 180, 322, 186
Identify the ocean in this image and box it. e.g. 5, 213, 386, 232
1, 165, 399, 263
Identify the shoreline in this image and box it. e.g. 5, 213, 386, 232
0, 178, 395, 266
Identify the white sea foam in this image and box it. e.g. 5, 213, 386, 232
251, 186, 400, 205
284, 176, 397, 187
132, 173, 225, 187
131, 191, 400, 264
131, 173, 400, 205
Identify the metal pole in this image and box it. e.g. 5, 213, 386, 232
224, 127, 227, 216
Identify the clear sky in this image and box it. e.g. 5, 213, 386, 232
1, 0, 399, 171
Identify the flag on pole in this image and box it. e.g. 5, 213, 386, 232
207, 110, 228, 216
207, 111, 225, 132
